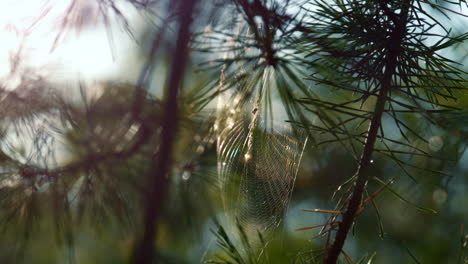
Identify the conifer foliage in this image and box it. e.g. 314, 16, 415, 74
0, 0, 466, 263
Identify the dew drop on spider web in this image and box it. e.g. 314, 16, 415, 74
216, 101, 307, 241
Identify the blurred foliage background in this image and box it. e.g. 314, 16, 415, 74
0, 0, 467, 264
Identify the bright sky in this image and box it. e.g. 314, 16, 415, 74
0, 0, 150, 167
0, 0, 144, 90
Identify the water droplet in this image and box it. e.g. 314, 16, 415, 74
182, 171, 191, 181
227, 118, 235, 129
429, 136, 443, 151
370, 159, 374, 163
244, 153, 252, 161
196, 145, 205, 153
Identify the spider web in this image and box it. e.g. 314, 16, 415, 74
215, 69, 307, 239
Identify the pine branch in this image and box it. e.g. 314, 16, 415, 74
324, 1, 411, 263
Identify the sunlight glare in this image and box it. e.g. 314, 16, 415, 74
0, 0, 141, 85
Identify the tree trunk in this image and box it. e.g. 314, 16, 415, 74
132, 1, 197, 263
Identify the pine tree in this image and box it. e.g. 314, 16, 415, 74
0, 0, 467, 263
196, 0, 468, 263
